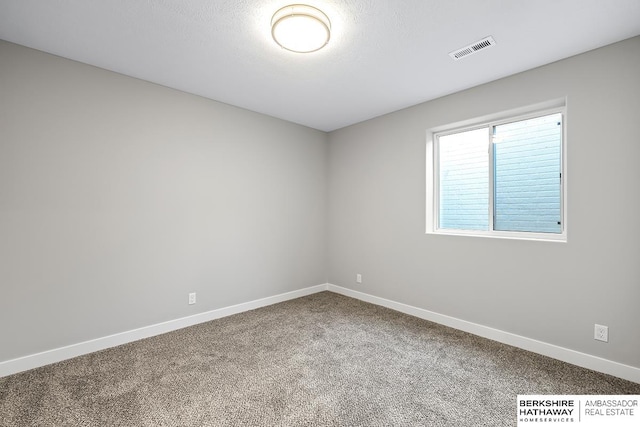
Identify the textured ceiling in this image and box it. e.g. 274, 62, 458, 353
1, 0, 639, 131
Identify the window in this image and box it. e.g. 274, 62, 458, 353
427, 104, 566, 241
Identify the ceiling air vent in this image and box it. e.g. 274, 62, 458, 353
449, 36, 496, 61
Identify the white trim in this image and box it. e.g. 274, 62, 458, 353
427, 228, 567, 242
327, 284, 640, 384
425, 129, 435, 234
0, 284, 329, 378
4, 283, 638, 384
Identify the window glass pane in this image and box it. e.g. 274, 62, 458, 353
493, 113, 562, 233
438, 128, 489, 230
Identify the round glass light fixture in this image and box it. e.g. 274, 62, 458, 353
271, 4, 331, 53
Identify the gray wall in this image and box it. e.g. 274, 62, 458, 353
327, 36, 640, 368
2, 36, 639, 371
0, 40, 327, 362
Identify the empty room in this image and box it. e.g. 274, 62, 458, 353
1, 1, 639, 426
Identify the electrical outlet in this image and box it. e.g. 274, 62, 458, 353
356, 274, 362, 284
188, 292, 196, 305
594, 324, 608, 342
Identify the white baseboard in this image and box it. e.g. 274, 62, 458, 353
327, 284, 640, 384
0, 284, 329, 378
3, 283, 638, 384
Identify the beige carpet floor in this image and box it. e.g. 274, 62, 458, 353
1, 291, 639, 426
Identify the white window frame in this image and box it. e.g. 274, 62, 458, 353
426, 99, 567, 242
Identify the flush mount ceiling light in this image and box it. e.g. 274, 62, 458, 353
271, 4, 331, 53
